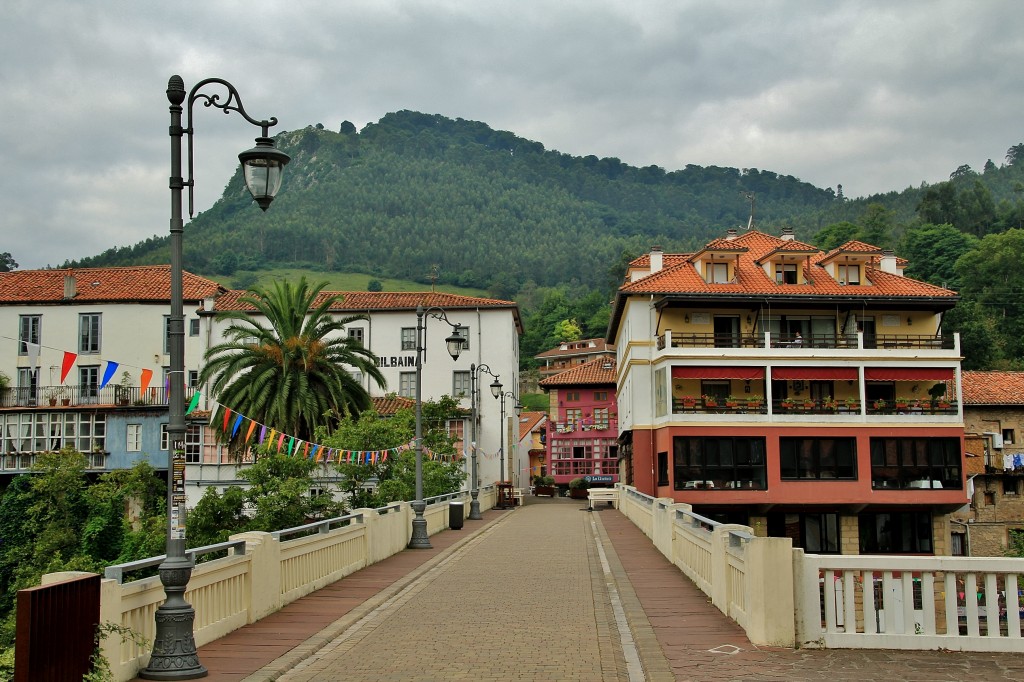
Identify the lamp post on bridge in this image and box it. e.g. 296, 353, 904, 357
494, 390, 522, 509
467, 363, 501, 520
142, 76, 289, 680
409, 305, 466, 549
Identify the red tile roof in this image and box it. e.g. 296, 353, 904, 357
619, 230, 956, 300
371, 395, 417, 415
517, 411, 547, 440
962, 371, 1024, 405
534, 338, 615, 359
214, 289, 521, 331
0, 266, 224, 303
539, 357, 617, 387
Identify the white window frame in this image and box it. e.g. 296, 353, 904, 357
399, 371, 417, 398
453, 370, 471, 398
79, 313, 101, 354
401, 327, 417, 351
127, 424, 142, 452
19, 315, 41, 355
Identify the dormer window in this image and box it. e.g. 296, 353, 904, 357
707, 262, 729, 284
838, 264, 861, 285
775, 263, 798, 284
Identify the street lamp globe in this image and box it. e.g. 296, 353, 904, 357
490, 377, 502, 399
445, 329, 465, 360
238, 137, 290, 211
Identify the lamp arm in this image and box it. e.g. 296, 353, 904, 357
182, 77, 282, 217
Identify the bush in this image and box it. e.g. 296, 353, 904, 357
568, 477, 590, 490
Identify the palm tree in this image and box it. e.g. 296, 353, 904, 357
200, 278, 385, 441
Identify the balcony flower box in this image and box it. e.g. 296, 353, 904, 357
702, 395, 718, 408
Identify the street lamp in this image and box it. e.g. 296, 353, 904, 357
142, 76, 289, 681
409, 305, 466, 549
467, 363, 501, 520
494, 390, 521, 509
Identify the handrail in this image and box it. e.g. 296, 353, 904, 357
272, 512, 365, 541
104, 539, 247, 584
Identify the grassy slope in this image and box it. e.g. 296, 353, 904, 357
221, 268, 488, 297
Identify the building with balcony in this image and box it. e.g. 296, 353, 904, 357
0, 268, 521, 506
955, 370, 1024, 556
534, 338, 615, 379
514, 410, 547, 488
539, 357, 618, 490
608, 230, 966, 555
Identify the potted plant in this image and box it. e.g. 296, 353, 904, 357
533, 475, 556, 497
115, 371, 132, 406
702, 394, 718, 408
44, 388, 58, 406
780, 398, 795, 409
746, 395, 763, 409
822, 396, 838, 411
680, 395, 697, 408
928, 384, 950, 409
842, 397, 859, 411
725, 395, 739, 408
803, 397, 817, 409
568, 477, 591, 499
873, 398, 888, 411
56, 386, 71, 406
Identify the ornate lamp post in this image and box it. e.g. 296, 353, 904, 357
141, 76, 289, 680
494, 390, 522, 508
409, 305, 466, 549
467, 363, 501, 520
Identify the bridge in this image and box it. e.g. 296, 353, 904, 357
31, 490, 1024, 681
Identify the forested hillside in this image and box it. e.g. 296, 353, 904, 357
68, 114, 1024, 370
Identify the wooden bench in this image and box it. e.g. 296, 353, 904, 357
587, 488, 618, 510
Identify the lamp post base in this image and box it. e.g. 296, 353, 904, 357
468, 491, 482, 520
139, 558, 207, 680
408, 500, 432, 549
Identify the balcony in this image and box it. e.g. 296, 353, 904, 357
0, 385, 171, 409
548, 457, 618, 484
670, 396, 958, 419
657, 331, 958, 353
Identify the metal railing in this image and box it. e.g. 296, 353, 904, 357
658, 332, 955, 351
0, 385, 172, 408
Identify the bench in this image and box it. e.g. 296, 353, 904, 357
512, 488, 524, 506
587, 488, 619, 510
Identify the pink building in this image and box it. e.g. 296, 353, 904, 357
538, 357, 618, 488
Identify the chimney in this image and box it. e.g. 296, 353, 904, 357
726, 228, 738, 240
879, 249, 898, 274
781, 227, 795, 241
63, 274, 76, 300
650, 245, 663, 273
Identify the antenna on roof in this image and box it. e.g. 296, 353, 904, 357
744, 192, 755, 230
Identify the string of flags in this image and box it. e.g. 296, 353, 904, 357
4, 333, 466, 466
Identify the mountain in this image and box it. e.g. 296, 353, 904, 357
71, 111, 841, 293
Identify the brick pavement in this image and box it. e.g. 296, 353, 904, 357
141, 497, 1024, 681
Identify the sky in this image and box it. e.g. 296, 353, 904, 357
4, 1, 1024, 270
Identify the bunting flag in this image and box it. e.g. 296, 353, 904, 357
60, 351, 77, 383
276, 433, 285, 452
245, 420, 257, 443
100, 361, 119, 389
186, 392, 201, 415
223, 409, 231, 432
287, 437, 295, 456
208, 402, 221, 426
140, 368, 153, 394
259, 424, 267, 443
25, 342, 41, 373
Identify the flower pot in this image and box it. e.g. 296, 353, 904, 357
48, 398, 57, 406
61, 398, 70, 406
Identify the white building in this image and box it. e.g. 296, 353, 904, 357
0, 267, 521, 506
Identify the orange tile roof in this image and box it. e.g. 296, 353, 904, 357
619, 230, 956, 300
214, 289, 521, 331
0, 266, 224, 303
371, 395, 417, 415
518, 411, 547, 440
539, 357, 617, 387
962, 371, 1024, 405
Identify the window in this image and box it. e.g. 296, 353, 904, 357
859, 511, 933, 554
455, 325, 470, 350
185, 424, 202, 463
984, 491, 996, 506
564, 391, 580, 402
1004, 429, 1016, 445
399, 371, 416, 398
160, 424, 169, 451
446, 419, 465, 449
593, 408, 610, 430
657, 451, 669, 486
673, 436, 768, 490
707, 262, 729, 284
189, 318, 200, 336
780, 438, 857, 480
700, 380, 730, 404
127, 424, 142, 452
79, 366, 100, 400
837, 264, 860, 285
348, 327, 364, 344
774, 262, 798, 284
16, 368, 37, 405
564, 408, 583, 428
950, 532, 967, 556
79, 313, 101, 354
869, 437, 962, 489
401, 327, 416, 351
164, 316, 172, 354
452, 371, 471, 398
1, 411, 106, 455
594, 391, 608, 401
1004, 478, 1018, 496
18, 315, 41, 355
188, 370, 199, 388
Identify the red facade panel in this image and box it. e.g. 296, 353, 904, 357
671, 366, 765, 379
864, 368, 955, 381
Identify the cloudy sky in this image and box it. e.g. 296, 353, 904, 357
4, 1, 1023, 269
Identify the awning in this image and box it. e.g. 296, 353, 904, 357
671, 366, 765, 380
771, 367, 859, 381
864, 368, 955, 381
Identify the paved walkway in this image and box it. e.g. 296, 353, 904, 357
147, 498, 1024, 681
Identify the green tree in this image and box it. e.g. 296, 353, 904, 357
812, 221, 861, 253
200, 277, 386, 441
554, 318, 582, 342
0, 253, 17, 272
899, 223, 978, 289
954, 229, 1024, 366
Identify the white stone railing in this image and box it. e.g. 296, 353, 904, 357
44, 490, 491, 682
615, 483, 1024, 652
794, 552, 1024, 652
